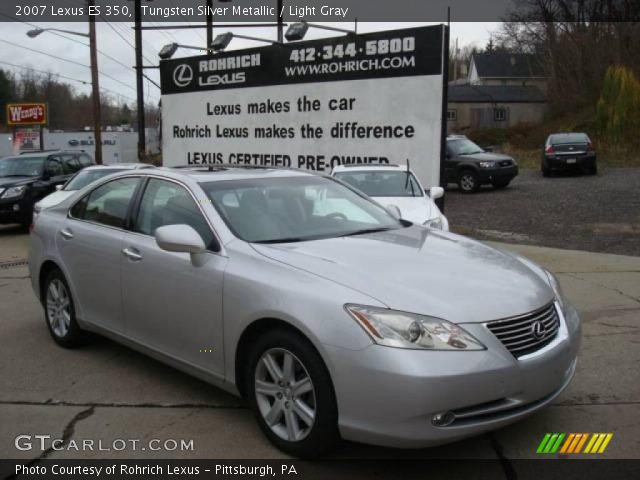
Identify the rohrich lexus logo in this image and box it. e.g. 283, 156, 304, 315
173, 64, 194, 87
531, 320, 546, 339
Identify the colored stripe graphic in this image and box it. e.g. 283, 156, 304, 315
538, 433, 613, 454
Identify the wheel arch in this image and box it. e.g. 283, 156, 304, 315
38, 260, 62, 303
234, 317, 334, 399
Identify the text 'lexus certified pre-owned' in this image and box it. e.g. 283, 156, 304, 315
30, 166, 580, 457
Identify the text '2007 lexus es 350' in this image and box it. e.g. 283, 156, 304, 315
29, 166, 581, 458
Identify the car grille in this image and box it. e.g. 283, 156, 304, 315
486, 303, 560, 358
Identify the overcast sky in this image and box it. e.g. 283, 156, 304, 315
0, 21, 499, 107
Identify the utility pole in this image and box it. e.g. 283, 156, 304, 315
277, 0, 283, 43
88, 0, 102, 164
134, 0, 145, 161
206, 0, 213, 48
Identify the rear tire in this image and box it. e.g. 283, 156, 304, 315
245, 328, 339, 458
458, 170, 479, 193
587, 164, 598, 175
43, 269, 84, 348
541, 163, 551, 177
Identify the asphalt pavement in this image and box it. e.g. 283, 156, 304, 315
0, 225, 639, 464
446, 168, 640, 257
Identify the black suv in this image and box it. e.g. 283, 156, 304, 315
0, 150, 94, 227
445, 135, 519, 193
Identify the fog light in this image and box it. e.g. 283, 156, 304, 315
431, 411, 455, 427
13, 204, 20, 211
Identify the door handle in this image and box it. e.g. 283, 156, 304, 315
122, 247, 142, 261
59, 228, 74, 240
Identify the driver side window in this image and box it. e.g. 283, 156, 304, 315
45, 158, 64, 177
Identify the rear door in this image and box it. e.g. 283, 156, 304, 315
120, 177, 227, 376
58, 176, 141, 332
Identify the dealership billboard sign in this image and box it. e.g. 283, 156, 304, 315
6, 103, 47, 125
160, 25, 446, 186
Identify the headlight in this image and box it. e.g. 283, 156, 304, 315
1, 186, 27, 199
423, 217, 443, 229
345, 304, 485, 350
478, 161, 496, 168
545, 270, 565, 308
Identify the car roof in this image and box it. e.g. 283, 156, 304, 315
446, 134, 468, 140
82, 163, 152, 171
149, 165, 320, 183
332, 164, 411, 173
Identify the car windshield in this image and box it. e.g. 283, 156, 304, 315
201, 175, 403, 243
334, 170, 423, 197
550, 133, 589, 144
0, 156, 46, 177
448, 138, 484, 155
64, 169, 123, 191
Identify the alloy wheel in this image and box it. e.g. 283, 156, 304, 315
254, 348, 317, 442
46, 279, 71, 338
460, 173, 476, 191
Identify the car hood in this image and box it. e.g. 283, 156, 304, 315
374, 196, 441, 224
252, 226, 553, 324
36, 190, 75, 209
0, 176, 36, 188
460, 152, 513, 162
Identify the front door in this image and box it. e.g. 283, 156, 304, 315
120, 178, 227, 377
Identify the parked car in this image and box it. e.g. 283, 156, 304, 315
331, 164, 449, 230
542, 132, 597, 176
34, 163, 153, 220
445, 135, 519, 193
30, 167, 580, 457
0, 150, 94, 227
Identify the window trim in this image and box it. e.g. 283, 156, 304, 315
128, 175, 222, 254
67, 175, 145, 233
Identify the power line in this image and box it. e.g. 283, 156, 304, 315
0, 13, 140, 86
0, 38, 137, 93
0, 60, 136, 103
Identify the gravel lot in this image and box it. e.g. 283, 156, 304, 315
446, 168, 640, 257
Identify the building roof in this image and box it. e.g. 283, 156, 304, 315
472, 53, 546, 79
448, 85, 546, 104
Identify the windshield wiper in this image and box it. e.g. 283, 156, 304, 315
340, 227, 397, 237
253, 237, 306, 244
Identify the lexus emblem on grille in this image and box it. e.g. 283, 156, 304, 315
531, 321, 546, 339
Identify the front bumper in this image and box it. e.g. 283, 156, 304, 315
477, 165, 519, 184
0, 198, 30, 224
325, 302, 581, 448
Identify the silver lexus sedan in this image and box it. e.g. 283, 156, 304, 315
29, 166, 581, 457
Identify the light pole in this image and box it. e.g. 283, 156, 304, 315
26, 20, 103, 165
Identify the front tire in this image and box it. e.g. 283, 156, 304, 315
43, 269, 84, 348
245, 329, 339, 458
458, 170, 479, 193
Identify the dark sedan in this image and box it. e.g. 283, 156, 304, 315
542, 133, 597, 176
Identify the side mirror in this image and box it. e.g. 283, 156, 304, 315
429, 186, 445, 200
386, 204, 402, 219
55, 184, 64, 191
155, 224, 205, 254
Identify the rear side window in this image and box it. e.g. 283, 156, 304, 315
71, 177, 139, 228
78, 154, 94, 167
134, 178, 217, 250
62, 155, 82, 174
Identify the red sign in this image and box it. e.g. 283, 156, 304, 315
6, 103, 47, 125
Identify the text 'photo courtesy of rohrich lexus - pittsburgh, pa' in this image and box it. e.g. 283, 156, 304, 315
29, 166, 581, 458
